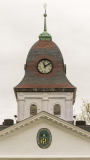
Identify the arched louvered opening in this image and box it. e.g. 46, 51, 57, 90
30, 104, 37, 116
54, 104, 61, 115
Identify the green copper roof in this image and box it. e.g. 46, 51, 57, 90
39, 31, 52, 40
39, 5, 52, 41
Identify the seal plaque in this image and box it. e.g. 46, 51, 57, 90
37, 128, 52, 149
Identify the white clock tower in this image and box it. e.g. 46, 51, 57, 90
14, 7, 76, 123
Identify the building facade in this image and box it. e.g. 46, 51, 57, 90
0, 6, 90, 160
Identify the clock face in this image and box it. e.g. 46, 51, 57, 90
37, 59, 53, 74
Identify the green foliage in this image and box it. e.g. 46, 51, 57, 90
76, 99, 90, 124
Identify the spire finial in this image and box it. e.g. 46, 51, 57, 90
43, 3, 47, 31
43, 3, 47, 14
39, 4, 52, 40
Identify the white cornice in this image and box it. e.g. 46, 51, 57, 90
17, 92, 73, 96
0, 112, 90, 138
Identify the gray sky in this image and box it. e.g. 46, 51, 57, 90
0, 0, 90, 124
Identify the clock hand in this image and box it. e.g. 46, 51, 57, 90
45, 63, 51, 67
43, 62, 46, 68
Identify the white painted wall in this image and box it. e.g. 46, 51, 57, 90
0, 118, 90, 156
17, 92, 73, 122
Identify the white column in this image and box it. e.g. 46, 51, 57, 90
65, 100, 73, 121
61, 99, 66, 120
42, 99, 49, 112
17, 99, 25, 122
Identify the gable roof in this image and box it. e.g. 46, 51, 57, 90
0, 112, 90, 138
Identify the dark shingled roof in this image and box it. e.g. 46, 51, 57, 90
14, 40, 76, 91
15, 71, 75, 87
76, 125, 90, 132
32, 40, 57, 49
0, 125, 9, 131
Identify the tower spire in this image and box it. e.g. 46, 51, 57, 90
39, 4, 52, 41
43, 3, 47, 31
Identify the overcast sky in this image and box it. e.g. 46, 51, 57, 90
0, 0, 90, 124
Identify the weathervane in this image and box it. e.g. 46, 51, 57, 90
43, 3, 47, 17
39, 3, 52, 39
43, 3, 47, 10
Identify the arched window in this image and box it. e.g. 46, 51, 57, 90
54, 104, 61, 115
30, 104, 37, 116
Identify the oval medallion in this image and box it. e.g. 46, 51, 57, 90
37, 128, 52, 149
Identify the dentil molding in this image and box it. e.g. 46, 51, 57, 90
17, 92, 73, 96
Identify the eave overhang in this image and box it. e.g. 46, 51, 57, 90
14, 88, 76, 104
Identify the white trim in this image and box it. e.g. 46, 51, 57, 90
0, 112, 90, 138
27, 102, 39, 110
52, 102, 62, 116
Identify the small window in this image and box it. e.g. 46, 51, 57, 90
54, 104, 61, 115
30, 104, 37, 116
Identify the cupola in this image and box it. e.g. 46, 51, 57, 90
14, 4, 76, 123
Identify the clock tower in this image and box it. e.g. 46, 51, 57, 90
14, 6, 76, 123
